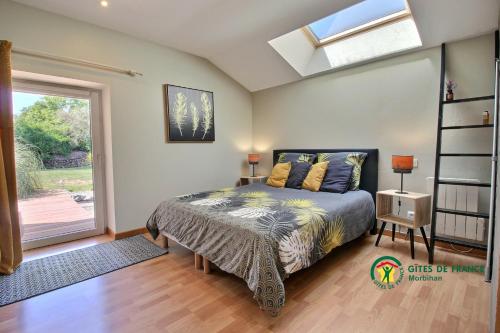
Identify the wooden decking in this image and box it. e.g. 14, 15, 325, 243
18, 192, 94, 242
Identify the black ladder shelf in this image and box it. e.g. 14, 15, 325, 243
429, 31, 499, 279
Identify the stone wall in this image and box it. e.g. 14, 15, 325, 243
44, 151, 90, 169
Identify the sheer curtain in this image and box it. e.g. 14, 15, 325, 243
0, 40, 22, 274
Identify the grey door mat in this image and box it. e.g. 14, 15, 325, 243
0, 235, 167, 307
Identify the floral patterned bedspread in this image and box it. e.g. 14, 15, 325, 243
146, 183, 374, 315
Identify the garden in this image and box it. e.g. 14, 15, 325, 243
14, 94, 95, 241
14, 95, 93, 198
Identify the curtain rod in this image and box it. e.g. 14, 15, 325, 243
12, 47, 143, 77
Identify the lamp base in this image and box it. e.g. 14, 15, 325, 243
396, 172, 409, 195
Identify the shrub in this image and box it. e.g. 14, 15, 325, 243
15, 123, 73, 160
15, 140, 43, 199
14, 96, 90, 160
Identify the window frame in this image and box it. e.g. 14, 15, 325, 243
302, 2, 412, 48
12, 79, 107, 250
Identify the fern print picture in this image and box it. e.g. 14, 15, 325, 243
165, 84, 215, 142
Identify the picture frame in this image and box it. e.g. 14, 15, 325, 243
163, 84, 215, 142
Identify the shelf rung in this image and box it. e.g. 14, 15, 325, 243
435, 208, 489, 219
441, 124, 493, 130
437, 180, 491, 187
443, 95, 494, 104
434, 235, 487, 250
440, 153, 492, 157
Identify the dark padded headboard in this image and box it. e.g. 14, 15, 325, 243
273, 149, 379, 234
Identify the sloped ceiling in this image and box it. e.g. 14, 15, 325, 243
12, 0, 500, 91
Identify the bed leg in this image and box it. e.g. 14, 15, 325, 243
194, 253, 202, 270
203, 257, 211, 274
159, 234, 169, 248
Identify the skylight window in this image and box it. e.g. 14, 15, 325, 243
306, 0, 410, 46
268, 0, 421, 77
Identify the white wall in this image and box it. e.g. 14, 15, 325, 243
253, 34, 495, 211
0, 0, 253, 233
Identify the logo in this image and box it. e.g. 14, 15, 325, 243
371, 256, 404, 289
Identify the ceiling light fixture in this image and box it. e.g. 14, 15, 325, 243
100, 0, 109, 7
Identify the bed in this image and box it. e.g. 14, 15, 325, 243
147, 148, 378, 315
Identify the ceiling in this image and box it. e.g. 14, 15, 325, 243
13, 0, 500, 92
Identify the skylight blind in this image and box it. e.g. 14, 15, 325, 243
308, 0, 408, 41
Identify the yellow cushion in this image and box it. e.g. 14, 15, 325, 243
302, 161, 329, 192
266, 162, 292, 188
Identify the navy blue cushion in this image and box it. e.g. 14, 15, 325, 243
317, 152, 367, 191
285, 161, 311, 189
320, 157, 354, 193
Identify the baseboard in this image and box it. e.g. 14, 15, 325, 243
381, 229, 486, 259
107, 227, 148, 240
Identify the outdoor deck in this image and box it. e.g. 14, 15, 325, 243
19, 192, 94, 242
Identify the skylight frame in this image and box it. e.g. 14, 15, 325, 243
303, 1, 412, 48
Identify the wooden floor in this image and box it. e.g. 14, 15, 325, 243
0, 233, 490, 333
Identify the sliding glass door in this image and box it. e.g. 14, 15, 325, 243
12, 80, 106, 249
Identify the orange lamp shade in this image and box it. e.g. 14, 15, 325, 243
248, 153, 260, 164
392, 155, 413, 172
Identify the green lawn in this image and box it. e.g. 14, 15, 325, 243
38, 166, 93, 193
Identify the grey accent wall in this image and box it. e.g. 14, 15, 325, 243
0, 0, 253, 233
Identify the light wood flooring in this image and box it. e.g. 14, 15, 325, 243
0, 233, 491, 333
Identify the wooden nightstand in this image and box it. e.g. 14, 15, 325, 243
375, 189, 432, 259
240, 176, 267, 186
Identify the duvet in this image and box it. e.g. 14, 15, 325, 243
146, 183, 374, 315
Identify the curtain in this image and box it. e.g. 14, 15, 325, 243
0, 40, 22, 275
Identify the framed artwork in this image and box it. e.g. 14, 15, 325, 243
164, 84, 215, 142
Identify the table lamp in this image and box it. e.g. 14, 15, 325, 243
248, 153, 260, 177
392, 155, 413, 194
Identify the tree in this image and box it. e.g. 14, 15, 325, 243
59, 100, 91, 151
15, 96, 91, 160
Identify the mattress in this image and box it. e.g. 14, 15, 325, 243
146, 183, 374, 315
